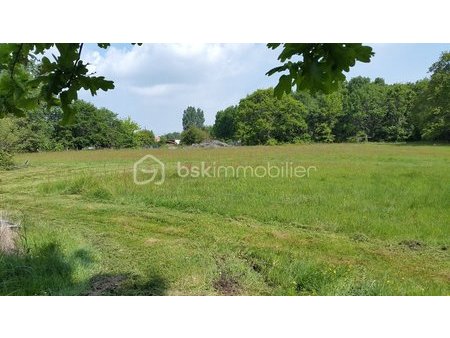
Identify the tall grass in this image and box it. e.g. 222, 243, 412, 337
1, 143, 448, 295
36, 144, 450, 245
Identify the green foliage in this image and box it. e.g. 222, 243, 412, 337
347, 131, 368, 143
162, 131, 181, 140
267, 43, 374, 97
118, 117, 140, 148
0, 149, 14, 169
182, 106, 205, 130
1, 43, 371, 125
265, 138, 278, 146
14, 108, 54, 152
52, 101, 122, 149
213, 106, 238, 141
0, 100, 154, 152
213, 72, 440, 144
0, 65, 37, 118
413, 51, 449, 141
313, 123, 335, 143
0, 117, 19, 168
236, 89, 309, 145
381, 84, 415, 141
135, 129, 156, 148
59, 105, 148, 150
181, 126, 210, 145
0, 117, 19, 152
0, 43, 115, 123
298, 89, 343, 142
202, 125, 214, 137
337, 77, 384, 141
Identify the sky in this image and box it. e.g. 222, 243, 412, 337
79, 43, 449, 135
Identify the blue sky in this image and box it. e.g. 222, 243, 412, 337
79, 43, 449, 135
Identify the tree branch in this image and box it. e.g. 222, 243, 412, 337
10, 43, 24, 79
66, 43, 84, 88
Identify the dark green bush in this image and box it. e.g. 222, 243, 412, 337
181, 126, 210, 145
0, 150, 14, 170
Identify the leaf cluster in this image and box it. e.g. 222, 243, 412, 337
266, 43, 374, 97
0, 43, 114, 123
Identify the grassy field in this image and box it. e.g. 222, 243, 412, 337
0, 143, 449, 295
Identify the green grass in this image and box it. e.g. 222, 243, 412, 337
1, 143, 449, 295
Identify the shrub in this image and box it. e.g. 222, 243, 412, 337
266, 138, 278, 146
0, 150, 14, 170
293, 134, 312, 144
181, 126, 210, 145
0, 118, 19, 169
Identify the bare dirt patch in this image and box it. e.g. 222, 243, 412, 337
399, 240, 424, 250
213, 272, 241, 296
85, 274, 128, 295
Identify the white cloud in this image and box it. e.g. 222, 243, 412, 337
78, 43, 449, 135
84, 43, 265, 85
129, 84, 186, 97
80, 43, 281, 134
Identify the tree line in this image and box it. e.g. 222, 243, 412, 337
0, 100, 155, 168
1, 51, 448, 168
0, 43, 373, 123
212, 52, 449, 145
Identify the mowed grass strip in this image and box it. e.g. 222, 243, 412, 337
1, 143, 449, 295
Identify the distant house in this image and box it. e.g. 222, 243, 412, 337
155, 135, 161, 143
166, 139, 181, 145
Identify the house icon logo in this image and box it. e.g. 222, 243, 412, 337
133, 154, 165, 185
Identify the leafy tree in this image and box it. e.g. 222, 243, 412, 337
0, 118, 19, 169
202, 125, 214, 137
213, 106, 238, 140
52, 101, 100, 149
374, 77, 386, 86
313, 123, 335, 143
335, 77, 387, 141
161, 131, 181, 140
414, 51, 449, 141
14, 108, 55, 152
49, 102, 141, 150
267, 43, 374, 97
297, 89, 343, 142
0, 96, 152, 167
118, 117, 140, 148
0, 150, 14, 169
182, 106, 205, 130
0, 118, 19, 152
0, 43, 372, 126
381, 84, 415, 141
409, 79, 430, 140
212, 50, 449, 146
0, 44, 116, 122
181, 126, 210, 145
236, 89, 309, 145
135, 129, 156, 148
